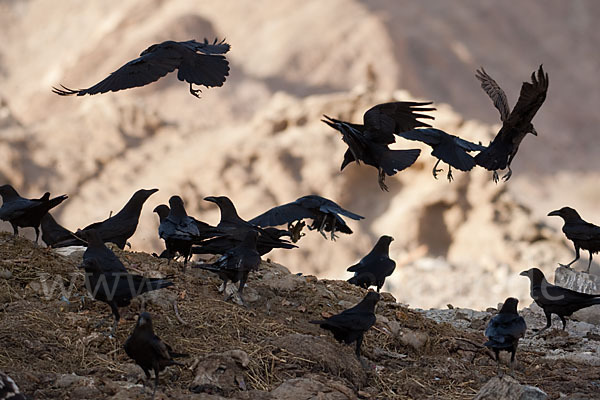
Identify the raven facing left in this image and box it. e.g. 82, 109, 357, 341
53, 39, 230, 98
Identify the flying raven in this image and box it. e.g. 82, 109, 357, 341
53, 38, 230, 98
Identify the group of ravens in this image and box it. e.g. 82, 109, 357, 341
1, 37, 599, 399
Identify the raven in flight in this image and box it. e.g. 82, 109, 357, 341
484, 297, 526, 375
322, 101, 434, 191
474, 65, 549, 182
53, 38, 230, 98
311, 291, 380, 366
520, 268, 600, 334
124, 312, 187, 399
0, 185, 68, 243
548, 207, 600, 272
397, 128, 485, 181
249, 195, 364, 241
347, 235, 395, 292
80, 230, 173, 335
194, 230, 261, 306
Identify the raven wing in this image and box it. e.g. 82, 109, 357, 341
249, 203, 315, 227
363, 101, 435, 144
475, 68, 511, 122
563, 221, 600, 242
504, 65, 549, 130
180, 38, 231, 55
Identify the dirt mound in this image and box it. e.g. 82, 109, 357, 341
1, 233, 599, 399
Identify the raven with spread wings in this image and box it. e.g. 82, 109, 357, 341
322, 101, 434, 191
474, 65, 549, 182
53, 38, 230, 98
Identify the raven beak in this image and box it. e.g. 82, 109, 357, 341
519, 270, 529, 277
531, 128, 538, 136
148, 188, 159, 194
547, 210, 561, 217
204, 196, 216, 203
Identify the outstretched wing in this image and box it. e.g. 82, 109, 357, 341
475, 68, 511, 122
505, 65, 549, 129
363, 101, 435, 144
249, 203, 315, 227
397, 128, 444, 146
53, 43, 181, 96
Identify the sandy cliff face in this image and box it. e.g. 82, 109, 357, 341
0, 0, 598, 308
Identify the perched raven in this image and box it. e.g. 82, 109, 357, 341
80, 230, 173, 335
484, 297, 526, 374
347, 235, 395, 292
0, 185, 67, 243
194, 196, 295, 256
310, 291, 380, 365
397, 128, 485, 181
474, 65, 549, 182
548, 207, 600, 272
53, 38, 230, 98
520, 267, 600, 334
155, 197, 219, 271
124, 312, 187, 399
249, 195, 364, 241
0, 371, 26, 400
194, 231, 261, 306
322, 101, 434, 191
76, 188, 158, 249
40, 213, 85, 248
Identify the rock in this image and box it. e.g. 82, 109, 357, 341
270, 376, 355, 400
396, 328, 429, 351
190, 350, 250, 396
54, 373, 87, 388
474, 375, 547, 400
554, 266, 600, 325
0, 268, 11, 279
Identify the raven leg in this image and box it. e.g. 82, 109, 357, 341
502, 166, 513, 181
237, 274, 249, 307
34, 226, 40, 244
222, 280, 230, 300
492, 170, 499, 183
109, 303, 120, 337
446, 165, 453, 182
560, 247, 580, 268
152, 361, 160, 400
559, 315, 567, 330
189, 83, 202, 98
355, 335, 368, 368
432, 159, 443, 180
10, 223, 18, 236
377, 168, 389, 192
494, 349, 501, 376
586, 251, 593, 273
318, 216, 328, 239
533, 311, 553, 336
329, 218, 338, 241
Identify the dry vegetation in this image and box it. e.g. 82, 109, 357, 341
0, 233, 598, 399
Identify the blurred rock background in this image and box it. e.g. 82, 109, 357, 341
1, 0, 599, 309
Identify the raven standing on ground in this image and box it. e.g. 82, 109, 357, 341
322, 101, 435, 191
310, 291, 380, 365
520, 267, 600, 334
397, 128, 485, 181
194, 230, 261, 306
249, 195, 364, 241
75, 188, 158, 249
0, 185, 68, 243
80, 230, 173, 335
474, 65, 549, 182
124, 312, 187, 399
347, 235, 395, 292
484, 297, 526, 375
548, 207, 600, 273
53, 38, 230, 98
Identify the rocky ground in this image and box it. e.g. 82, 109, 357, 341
1, 233, 599, 399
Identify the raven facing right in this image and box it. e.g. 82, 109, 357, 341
53, 38, 230, 98
474, 65, 549, 182
347, 235, 395, 292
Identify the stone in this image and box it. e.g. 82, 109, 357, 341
474, 375, 547, 400
554, 266, 600, 325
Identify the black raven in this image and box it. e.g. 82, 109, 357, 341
80, 230, 173, 335
397, 128, 485, 181
40, 213, 85, 248
76, 188, 158, 249
194, 196, 296, 256
484, 297, 526, 374
249, 195, 364, 241
53, 38, 230, 98
155, 197, 219, 271
322, 101, 434, 191
347, 235, 395, 292
124, 312, 187, 399
548, 207, 600, 272
194, 230, 261, 306
520, 267, 600, 334
310, 291, 380, 365
0, 371, 26, 400
0, 185, 68, 243
474, 65, 549, 182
